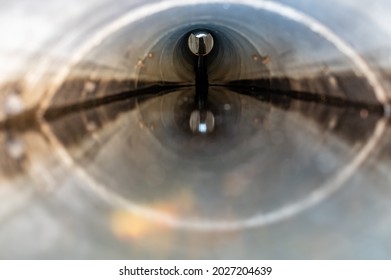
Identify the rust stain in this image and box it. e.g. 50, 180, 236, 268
261, 55, 270, 65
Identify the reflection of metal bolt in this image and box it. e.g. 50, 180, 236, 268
189, 110, 215, 134
188, 31, 214, 56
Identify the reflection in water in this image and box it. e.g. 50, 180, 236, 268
0, 79, 389, 258
43, 81, 382, 221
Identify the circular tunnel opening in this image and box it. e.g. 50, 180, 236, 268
2, 0, 391, 259
35, 1, 388, 231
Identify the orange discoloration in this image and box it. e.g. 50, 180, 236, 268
111, 210, 154, 239
111, 202, 178, 240
262, 55, 270, 65
136, 59, 144, 68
